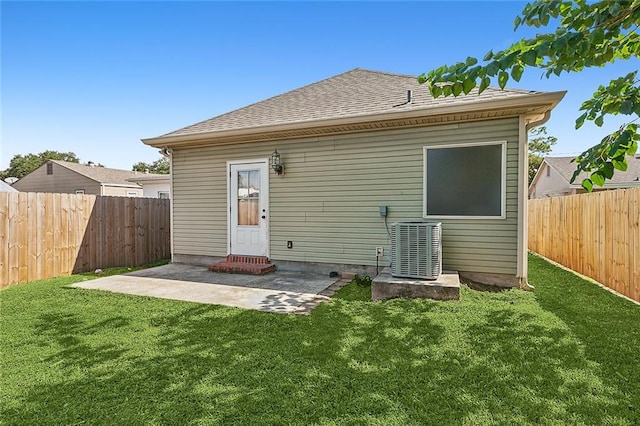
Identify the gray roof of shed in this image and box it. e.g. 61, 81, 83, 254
161, 68, 540, 138
51, 160, 150, 186
545, 156, 640, 185
0, 180, 18, 192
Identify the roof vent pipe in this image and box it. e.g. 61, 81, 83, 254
393, 90, 413, 108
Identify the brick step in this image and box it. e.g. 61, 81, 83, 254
208, 255, 276, 275
225, 255, 271, 264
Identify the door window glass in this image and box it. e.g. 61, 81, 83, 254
238, 169, 260, 225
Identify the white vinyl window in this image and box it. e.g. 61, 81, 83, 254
158, 191, 170, 199
75, 189, 85, 195
127, 192, 138, 197
423, 141, 506, 219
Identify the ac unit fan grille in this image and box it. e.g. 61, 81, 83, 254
391, 222, 442, 279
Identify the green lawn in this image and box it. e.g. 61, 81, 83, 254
1, 255, 639, 425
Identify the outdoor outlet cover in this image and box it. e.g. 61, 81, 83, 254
287, 241, 293, 249
376, 247, 384, 256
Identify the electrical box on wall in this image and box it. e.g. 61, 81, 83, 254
379, 206, 388, 217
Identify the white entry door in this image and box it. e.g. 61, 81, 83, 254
229, 160, 269, 257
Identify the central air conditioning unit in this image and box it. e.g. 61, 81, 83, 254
391, 222, 442, 280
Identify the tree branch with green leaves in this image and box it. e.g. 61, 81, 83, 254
132, 157, 170, 174
419, 0, 640, 191
0, 150, 80, 180
529, 126, 558, 183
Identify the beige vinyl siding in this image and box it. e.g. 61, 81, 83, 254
12, 162, 100, 195
172, 117, 521, 275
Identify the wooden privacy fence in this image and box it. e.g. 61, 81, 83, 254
528, 188, 640, 303
0, 192, 170, 288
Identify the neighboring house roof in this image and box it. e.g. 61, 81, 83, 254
50, 160, 147, 187
0, 180, 18, 192
126, 174, 171, 184
143, 68, 565, 147
530, 155, 640, 194
546, 155, 640, 186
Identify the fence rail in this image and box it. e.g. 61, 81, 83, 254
528, 188, 640, 303
0, 192, 170, 288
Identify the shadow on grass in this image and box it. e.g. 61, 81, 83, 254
4, 302, 440, 424
528, 253, 640, 420
257, 291, 325, 313
2, 259, 639, 424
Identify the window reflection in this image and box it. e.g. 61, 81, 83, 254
238, 169, 260, 225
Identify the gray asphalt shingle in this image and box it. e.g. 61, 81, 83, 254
162, 68, 540, 138
545, 156, 640, 185
51, 160, 153, 186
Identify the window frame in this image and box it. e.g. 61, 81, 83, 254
75, 189, 85, 195
423, 140, 507, 220
158, 191, 170, 199
127, 191, 138, 197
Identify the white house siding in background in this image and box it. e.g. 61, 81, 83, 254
101, 185, 143, 197
529, 162, 573, 198
171, 117, 520, 276
126, 175, 171, 198
142, 182, 170, 198
0, 181, 18, 192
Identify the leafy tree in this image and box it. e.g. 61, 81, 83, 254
419, 0, 640, 191
132, 157, 170, 174
0, 150, 79, 180
529, 126, 558, 183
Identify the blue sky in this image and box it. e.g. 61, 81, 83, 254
2, 1, 638, 171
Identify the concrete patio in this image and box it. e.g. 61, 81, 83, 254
71, 263, 343, 314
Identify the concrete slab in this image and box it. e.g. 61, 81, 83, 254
71, 263, 338, 314
372, 268, 460, 301
125, 263, 334, 294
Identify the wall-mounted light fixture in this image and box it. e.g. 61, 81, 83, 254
271, 149, 284, 175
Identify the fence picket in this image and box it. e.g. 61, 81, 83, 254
631, 189, 640, 301
27, 193, 38, 282
0, 193, 9, 286
8, 193, 19, 285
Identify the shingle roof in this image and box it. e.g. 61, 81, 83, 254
126, 174, 171, 183
162, 68, 541, 138
0, 180, 18, 192
545, 156, 640, 185
51, 160, 150, 186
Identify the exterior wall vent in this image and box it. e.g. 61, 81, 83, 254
391, 222, 442, 280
